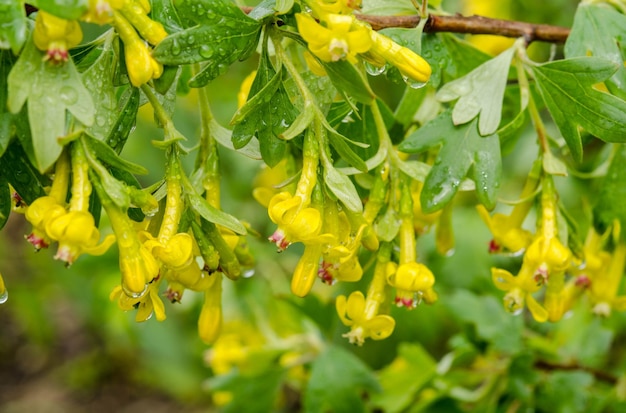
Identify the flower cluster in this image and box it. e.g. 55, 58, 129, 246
295, 0, 432, 84
32, 0, 166, 86
483, 172, 626, 321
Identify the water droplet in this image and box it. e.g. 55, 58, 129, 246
0, 289, 8, 304
199, 45, 212, 59
196, 4, 205, 15
122, 282, 148, 299
442, 248, 455, 257
171, 38, 181, 55
95, 115, 106, 127
364, 61, 386, 76
186, 35, 195, 45
217, 47, 226, 56
242, 268, 255, 278
59, 86, 78, 105
402, 75, 427, 89
280, 119, 290, 128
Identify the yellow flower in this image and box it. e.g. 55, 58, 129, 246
291, 243, 324, 297
198, 273, 223, 343
33, 11, 83, 63
318, 210, 365, 285
268, 192, 327, 250
83, 0, 126, 25
477, 205, 533, 254
492, 265, 548, 322
386, 262, 435, 308
588, 242, 626, 316
25, 196, 67, 250
524, 234, 572, 282
110, 279, 166, 322
336, 291, 395, 345
295, 13, 371, 64
0, 272, 7, 303
47, 211, 115, 264
311, 0, 362, 15
369, 30, 431, 83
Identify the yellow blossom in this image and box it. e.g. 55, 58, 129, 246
295, 13, 371, 64
492, 265, 548, 322
25, 196, 67, 250
477, 205, 533, 254
368, 29, 431, 83
268, 192, 328, 250
47, 211, 115, 264
318, 209, 364, 285
291, 243, 324, 297
0, 272, 7, 303
387, 262, 435, 308
83, 0, 126, 25
237, 70, 257, 109
311, 0, 362, 15
33, 11, 83, 63
588, 241, 626, 316
110, 279, 166, 322
336, 291, 395, 345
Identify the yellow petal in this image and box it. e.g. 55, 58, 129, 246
365, 315, 395, 340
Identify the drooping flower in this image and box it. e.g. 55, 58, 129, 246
110, 278, 166, 322
492, 265, 548, 322
47, 211, 115, 264
33, 11, 83, 63
25, 196, 67, 250
477, 205, 533, 254
386, 261, 435, 308
268, 192, 326, 251
336, 291, 395, 345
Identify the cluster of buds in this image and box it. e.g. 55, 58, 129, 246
21, 144, 115, 264
481, 168, 626, 321
32, 0, 167, 86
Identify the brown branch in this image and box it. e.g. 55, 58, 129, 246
242, 6, 571, 44
356, 13, 570, 44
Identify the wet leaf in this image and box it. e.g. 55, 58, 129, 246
8, 37, 94, 172
532, 57, 626, 162
0, 0, 27, 54
81, 47, 117, 140
437, 45, 515, 135
322, 59, 375, 104
30, 0, 88, 20
0, 174, 10, 230
0, 141, 48, 204
323, 163, 363, 213
399, 111, 501, 213
594, 144, 626, 238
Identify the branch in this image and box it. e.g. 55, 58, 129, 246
534, 360, 618, 384
242, 5, 572, 44
356, 14, 570, 44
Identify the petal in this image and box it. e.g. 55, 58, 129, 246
526, 293, 549, 322
335, 294, 352, 326
345, 291, 366, 322
150, 287, 167, 321
612, 296, 626, 311
491, 268, 516, 291
365, 315, 395, 340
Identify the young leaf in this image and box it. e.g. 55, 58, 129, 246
105, 87, 140, 153
399, 112, 501, 213
437, 45, 515, 136
83, 135, 148, 175
532, 57, 626, 162
304, 345, 380, 413
183, 177, 246, 235
323, 163, 363, 213
8, 37, 94, 172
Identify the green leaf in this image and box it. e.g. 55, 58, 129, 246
399, 112, 501, 212
565, 3, 626, 99
154, 0, 261, 87
437, 45, 515, 135
31, 0, 88, 20
445, 290, 524, 354
327, 128, 368, 173
83, 135, 148, 175
0, 174, 10, 230
183, 177, 246, 235
0, 51, 16, 157
81, 47, 117, 140
105, 87, 140, 154
8, 37, 94, 172
323, 163, 363, 213
594, 144, 626, 237
361, 0, 418, 15
0, 0, 27, 54
231, 44, 295, 166
0, 141, 48, 204
207, 368, 285, 413
322, 59, 375, 104
371, 343, 437, 413
532, 57, 626, 162
150, 0, 184, 34
304, 345, 380, 413
209, 117, 261, 160
536, 371, 595, 413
